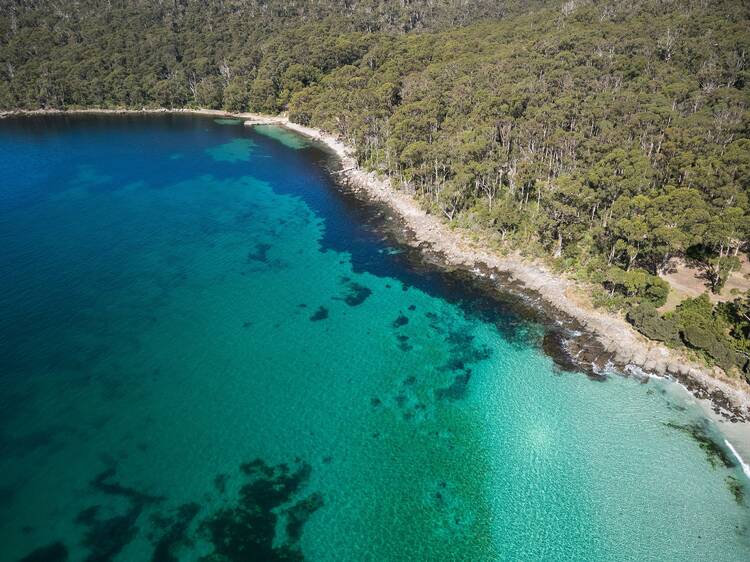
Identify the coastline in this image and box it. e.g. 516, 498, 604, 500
256, 114, 750, 421
4, 108, 749, 427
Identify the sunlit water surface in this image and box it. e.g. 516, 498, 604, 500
0, 115, 748, 561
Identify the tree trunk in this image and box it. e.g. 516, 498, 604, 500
553, 231, 563, 258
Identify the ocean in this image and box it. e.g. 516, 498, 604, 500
0, 114, 748, 561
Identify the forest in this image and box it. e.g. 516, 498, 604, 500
1, 0, 749, 379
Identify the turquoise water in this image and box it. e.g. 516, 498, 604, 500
0, 115, 748, 561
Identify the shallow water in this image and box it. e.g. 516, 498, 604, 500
0, 115, 748, 561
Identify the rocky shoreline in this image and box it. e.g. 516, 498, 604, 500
4, 107, 750, 424
343, 177, 750, 423
277, 116, 750, 424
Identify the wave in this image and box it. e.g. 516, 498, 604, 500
724, 439, 750, 480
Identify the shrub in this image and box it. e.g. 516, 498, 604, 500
681, 324, 739, 373
604, 267, 670, 307
627, 304, 680, 345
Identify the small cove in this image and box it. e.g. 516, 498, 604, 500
0, 114, 748, 561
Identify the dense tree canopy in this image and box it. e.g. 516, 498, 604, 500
2, 0, 750, 377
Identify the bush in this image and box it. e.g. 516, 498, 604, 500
604, 267, 670, 307
681, 324, 739, 373
627, 304, 680, 345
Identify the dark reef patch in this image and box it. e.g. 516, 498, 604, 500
435, 370, 473, 401
310, 306, 329, 321
336, 277, 372, 306
396, 334, 412, 351
18, 542, 69, 562
240, 458, 275, 478
79, 505, 142, 562
246, 243, 272, 263
392, 313, 409, 328
429, 325, 492, 402
91, 467, 164, 504
68, 457, 324, 562
0, 426, 64, 459
726, 476, 745, 505
75, 468, 164, 562
542, 331, 579, 373
213, 473, 229, 494
284, 492, 324, 542
150, 502, 200, 562
664, 422, 734, 469
198, 458, 320, 562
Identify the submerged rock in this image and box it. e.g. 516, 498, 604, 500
247, 243, 272, 263
310, 306, 329, 321
213, 474, 229, 494
664, 422, 734, 469
198, 458, 318, 562
19, 542, 68, 562
76, 468, 165, 562
150, 502, 200, 562
396, 334, 412, 351
80, 506, 142, 562
542, 331, 579, 373
725, 476, 745, 505
435, 370, 473, 401
392, 314, 409, 328
345, 283, 372, 306
284, 492, 324, 542
336, 278, 372, 306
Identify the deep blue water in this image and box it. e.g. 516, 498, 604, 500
0, 115, 748, 561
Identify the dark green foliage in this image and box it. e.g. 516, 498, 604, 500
627, 294, 750, 377
687, 247, 743, 294
719, 295, 750, 350
681, 324, 739, 373
707, 256, 741, 294
626, 304, 680, 345
605, 268, 670, 307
